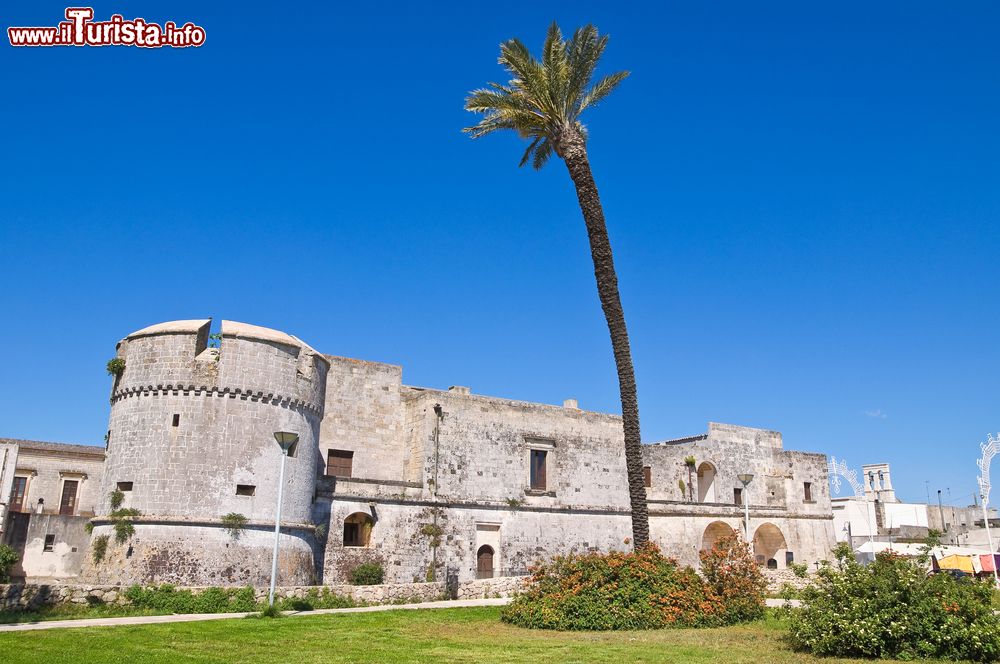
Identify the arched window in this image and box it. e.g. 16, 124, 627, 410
477, 545, 495, 579
696, 462, 717, 503
343, 512, 374, 547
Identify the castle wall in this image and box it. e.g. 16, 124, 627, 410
319, 358, 410, 483
88, 319, 327, 586
3, 319, 837, 588
15, 515, 91, 581
407, 388, 628, 508
320, 497, 631, 584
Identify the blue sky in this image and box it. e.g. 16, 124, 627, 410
1, 2, 997, 506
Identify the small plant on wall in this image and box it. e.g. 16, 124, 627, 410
678, 478, 686, 500
106, 490, 141, 544
222, 512, 248, 540
106, 357, 126, 378
684, 456, 696, 501
111, 509, 140, 544
91, 535, 109, 564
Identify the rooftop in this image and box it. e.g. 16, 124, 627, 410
0, 438, 105, 458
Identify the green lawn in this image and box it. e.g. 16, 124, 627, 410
0, 607, 958, 664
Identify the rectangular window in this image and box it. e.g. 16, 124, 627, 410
172, 414, 180, 427
117, 481, 133, 492
803, 482, 812, 502
530, 450, 547, 491
734, 487, 743, 506
59, 480, 79, 516
643, 466, 652, 488
343, 523, 361, 547
236, 484, 256, 496
43, 535, 55, 552
11, 476, 27, 513
326, 450, 354, 478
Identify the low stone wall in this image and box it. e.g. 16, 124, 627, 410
762, 568, 813, 594
0, 575, 530, 612
456, 575, 528, 599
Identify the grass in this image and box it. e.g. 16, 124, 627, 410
0, 603, 170, 624
0, 606, 965, 664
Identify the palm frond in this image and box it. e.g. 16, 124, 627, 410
519, 135, 543, 167
498, 39, 553, 115
464, 107, 546, 139
464, 22, 626, 167
531, 138, 554, 170
577, 70, 629, 113
542, 22, 570, 122
565, 26, 607, 116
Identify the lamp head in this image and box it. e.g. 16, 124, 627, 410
737, 473, 754, 486
273, 431, 299, 454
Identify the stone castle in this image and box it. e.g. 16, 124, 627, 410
0, 319, 836, 585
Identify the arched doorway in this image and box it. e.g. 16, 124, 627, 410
697, 462, 717, 503
701, 521, 737, 552
477, 545, 495, 579
752, 523, 787, 569
343, 512, 374, 547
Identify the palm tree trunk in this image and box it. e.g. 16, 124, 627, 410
559, 130, 649, 549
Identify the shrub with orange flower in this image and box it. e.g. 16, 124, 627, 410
500, 539, 765, 631
699, 532, 767, 623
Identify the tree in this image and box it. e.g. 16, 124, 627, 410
464, 23, 648, 546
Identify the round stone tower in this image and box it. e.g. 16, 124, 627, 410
86, 319, 328, 586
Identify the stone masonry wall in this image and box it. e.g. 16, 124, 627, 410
0, 575, 529, 611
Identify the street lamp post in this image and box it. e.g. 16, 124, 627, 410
269, 431, 299, 608
738, 473, 754, 542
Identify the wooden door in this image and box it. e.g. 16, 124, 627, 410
10, 477, 26, 512
59, 480, 78, 515
477, 545, 494, 579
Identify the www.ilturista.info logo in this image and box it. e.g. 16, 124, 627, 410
8, 8, 205, 48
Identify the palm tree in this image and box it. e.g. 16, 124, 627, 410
464, 23, 648, 547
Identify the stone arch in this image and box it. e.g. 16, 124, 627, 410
343, 512, 374, 547
752, 523, 787, 569
697, 462, 717, 503
701, 521, 737, 552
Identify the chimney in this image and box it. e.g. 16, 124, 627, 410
448, 386, 470, 395
563, 398, 579, 409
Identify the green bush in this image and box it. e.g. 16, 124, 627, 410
221, 512, 248, 540
0, 544, 18, 582
125, 584, 263, 614
789, 544, 1000, 662
106, 357, 126, 377
350, 562, 385, 586
91, 535, 109, 564
111, 509, 140, 544
501, 539, 763, 631
789, 562, 809, 578
121, 584, 355, 615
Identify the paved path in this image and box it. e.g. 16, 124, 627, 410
0, 597, 799, 633
0, 598, 510, 633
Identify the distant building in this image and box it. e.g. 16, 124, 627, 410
0, 439, 104, 581
832, 462, 996, 550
